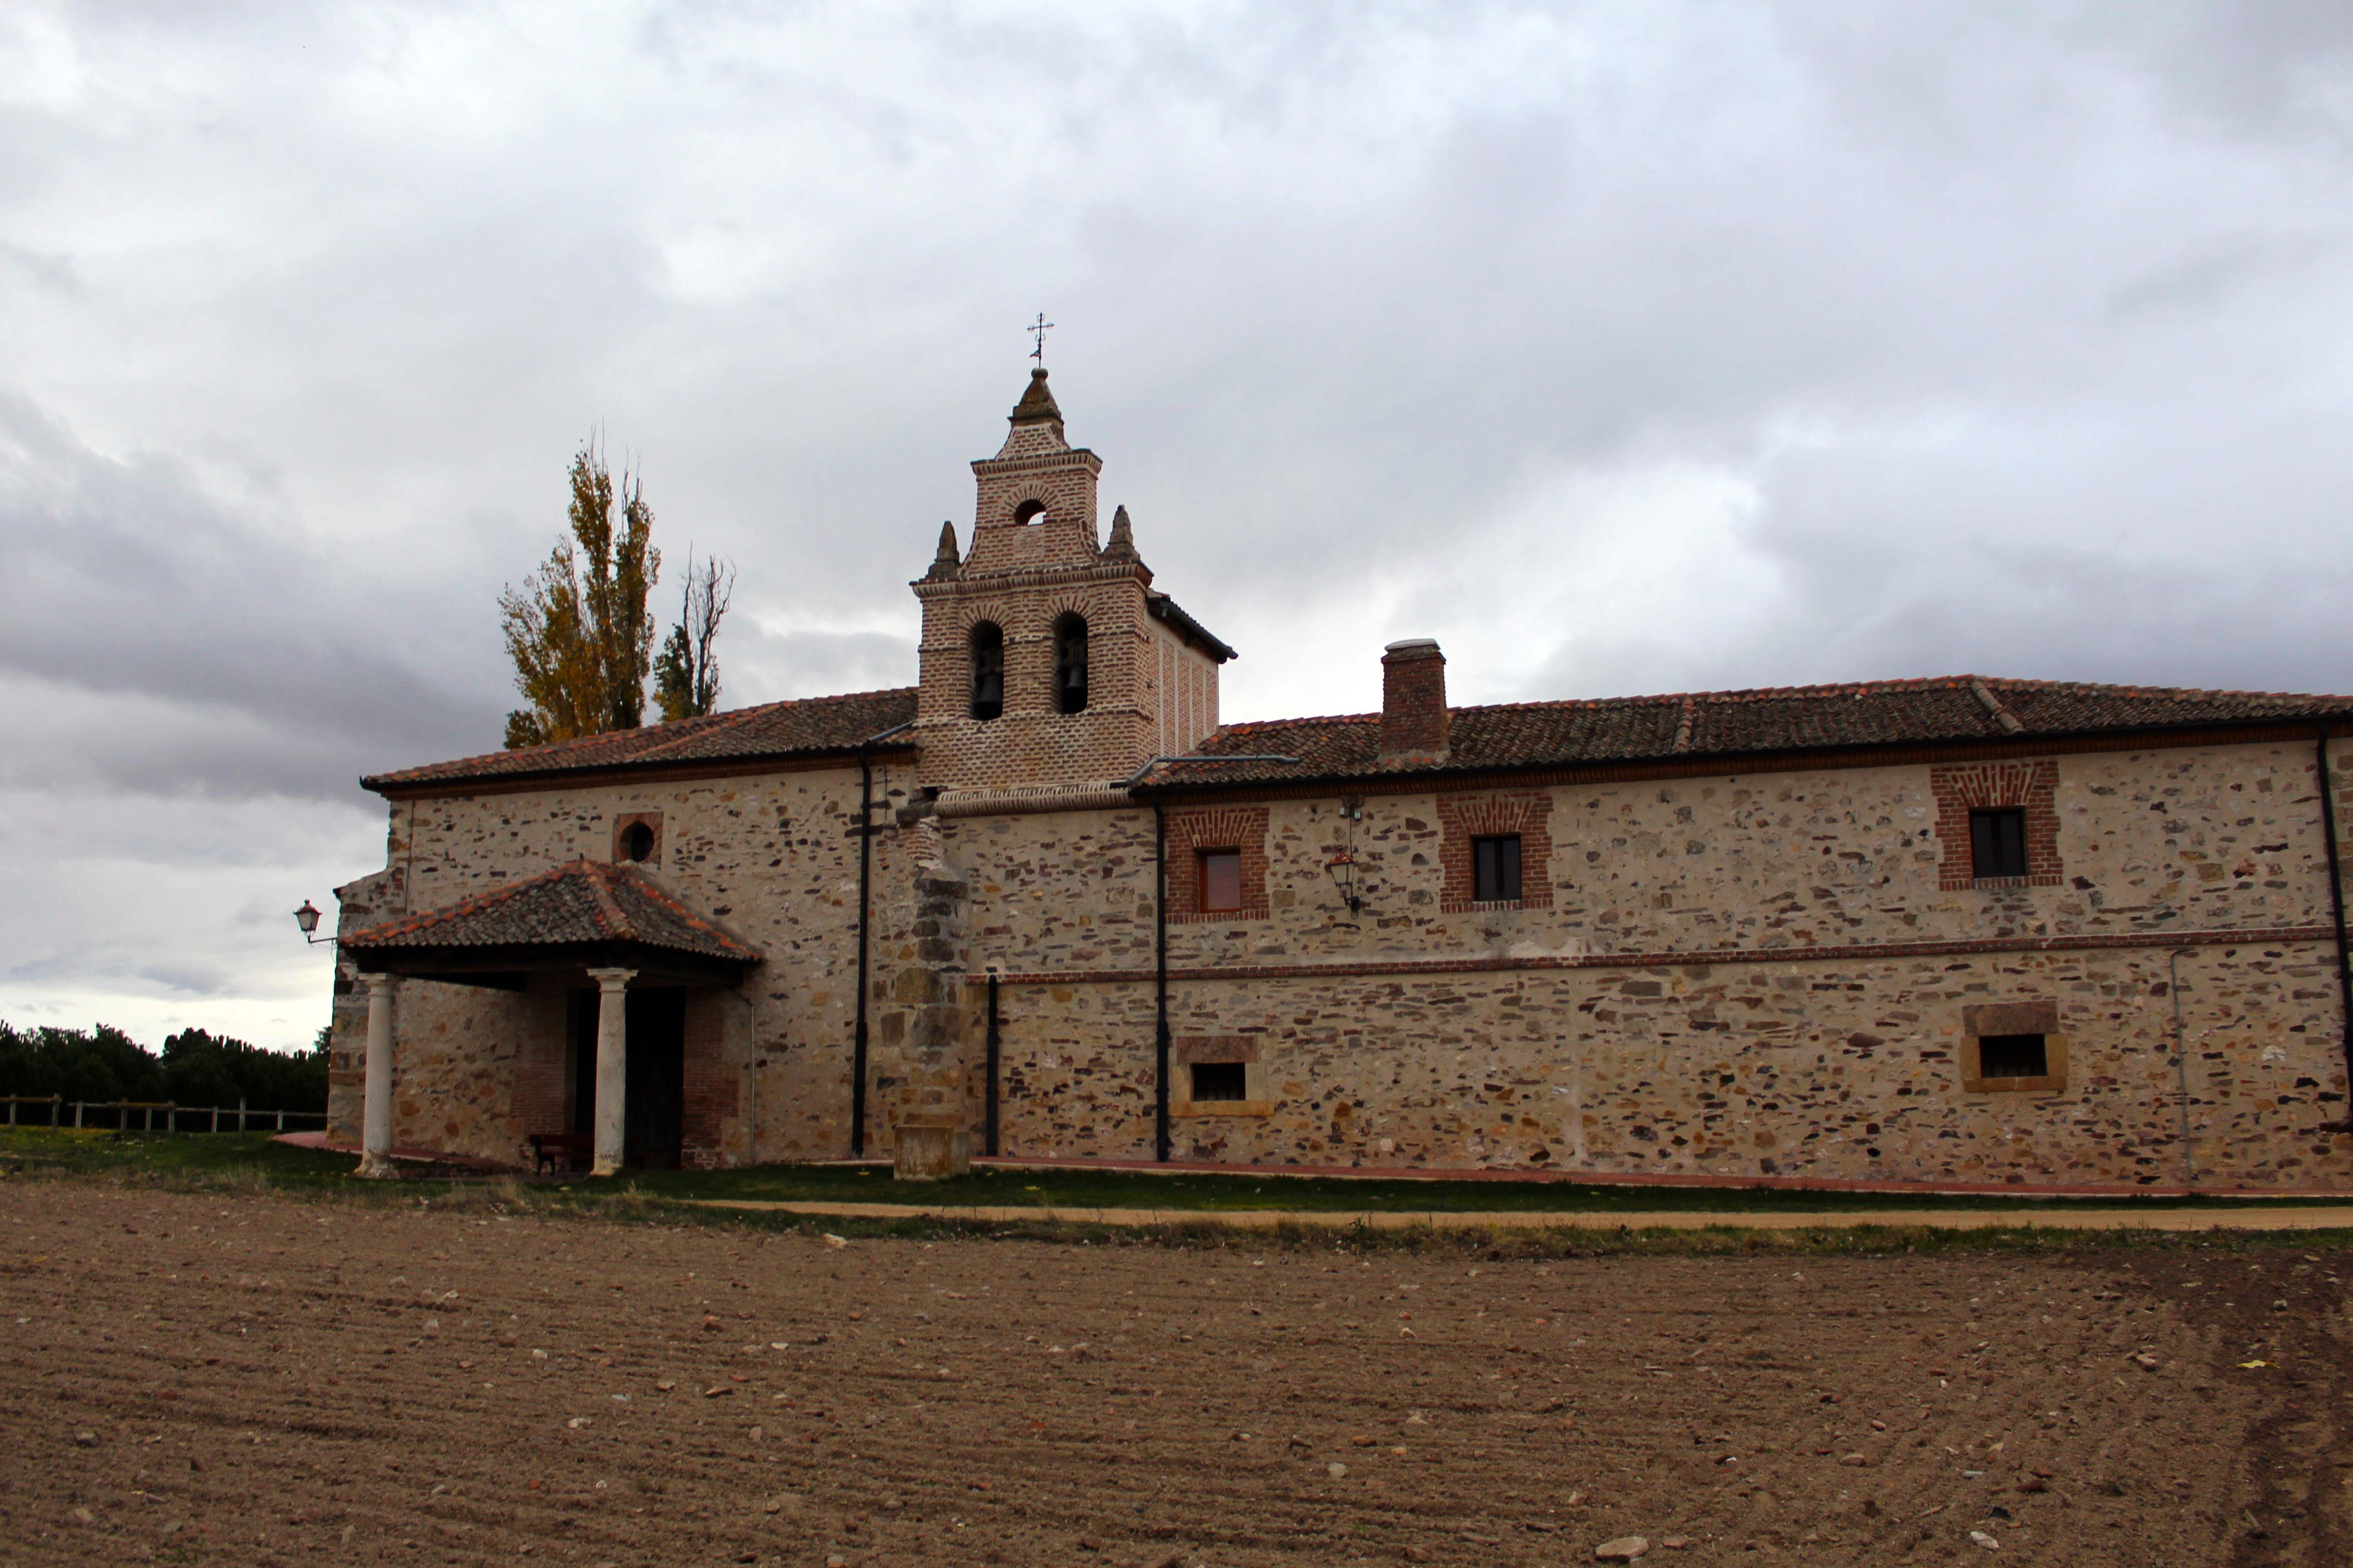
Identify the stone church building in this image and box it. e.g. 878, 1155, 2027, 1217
327, 369, 2353, 1192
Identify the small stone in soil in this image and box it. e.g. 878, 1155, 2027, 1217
1595, 1537, 1650, 1561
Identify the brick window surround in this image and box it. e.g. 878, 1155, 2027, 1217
1164, 806, 1270, 922
1959, 1000, 2068, 1093
613, 811, 663, 866
1438, 791, 1553, 912
1930, 761, 2061, 891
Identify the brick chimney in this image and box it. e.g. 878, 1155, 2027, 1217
1380, 638, 1450, 764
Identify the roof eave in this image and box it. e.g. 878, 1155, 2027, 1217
1146, 595, 1237, 663
361, 738, 922, 798
1129, 714, 2348, 796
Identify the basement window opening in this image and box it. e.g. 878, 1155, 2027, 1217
1198, 850, 1243, 914
1976, 1033, 2049, 1079
1472, 834, 1523, 902
1969, 807, 2027, 879
1190, 1062, 1247, 1102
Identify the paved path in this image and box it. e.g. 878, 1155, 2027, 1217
686, 1197, 2353, 1234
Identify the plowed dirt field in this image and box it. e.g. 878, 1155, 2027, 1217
3, 1180, 2346, 1566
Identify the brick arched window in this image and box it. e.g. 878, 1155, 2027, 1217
1053, 612, 1088, 714
969, 621, 1004, 721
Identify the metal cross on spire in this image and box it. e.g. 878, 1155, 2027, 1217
1028, 313, 1055, 367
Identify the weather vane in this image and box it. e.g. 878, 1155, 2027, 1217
1028, 312, 1055, 368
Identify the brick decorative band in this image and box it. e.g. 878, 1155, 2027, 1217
967, 924, 2340, 988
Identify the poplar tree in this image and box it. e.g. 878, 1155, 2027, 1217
500, 436, 661, 748
653, 550, 735, 722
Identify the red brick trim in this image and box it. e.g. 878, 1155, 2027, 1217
968, 923, 2333, 986
613, 811, 663, 866
679, 991, 734, 1170
1164, 806, 1270, 921
1930, 760, 2061, 890
1436, 790, 1552, 912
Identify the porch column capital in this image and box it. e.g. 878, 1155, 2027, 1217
586, 966, 637, 991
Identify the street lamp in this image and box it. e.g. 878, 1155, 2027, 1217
293, 900, 335, 945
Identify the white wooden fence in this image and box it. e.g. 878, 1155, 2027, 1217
0, 1094, 327, 1133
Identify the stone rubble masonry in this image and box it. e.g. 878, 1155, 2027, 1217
330, 756, 930, 1171
1163, 806, 1272, 922
951, 737, 2352, 1190
333, 728, 2352, 1190
1437, 790, 1554, 912
1931, 760, 2064, 889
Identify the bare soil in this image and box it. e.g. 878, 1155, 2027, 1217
3, 1180, 2348, 1567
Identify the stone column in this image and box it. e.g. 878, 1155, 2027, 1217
357, 973, 398, 1179
586, 967, 635, 1176
894, 862, 972, 1180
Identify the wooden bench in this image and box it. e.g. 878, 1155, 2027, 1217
529, 1131, 592, 1175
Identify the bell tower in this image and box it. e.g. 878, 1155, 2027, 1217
911, 370, 1233, 793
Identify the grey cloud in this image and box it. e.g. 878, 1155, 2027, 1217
4, 1, 2353, 1036
0, 395, 503, 798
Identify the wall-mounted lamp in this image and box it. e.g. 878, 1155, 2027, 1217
1324, 796, 1366, 915
1323, 851, 1362, 915
293, 900, 335, 946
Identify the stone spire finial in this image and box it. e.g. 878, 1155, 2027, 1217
925, 519, 960, 581
1009, 367, 1062, 426
1102, 503, 1139, 564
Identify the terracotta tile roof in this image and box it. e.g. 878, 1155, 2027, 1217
364, 687, 918, 792
1137, 676, 2353, 790
341, 859, 762, 964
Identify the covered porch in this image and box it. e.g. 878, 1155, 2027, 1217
338, 859, 763, 1178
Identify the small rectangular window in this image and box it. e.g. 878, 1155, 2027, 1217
1190, 1062, 1248, 1102
1976, 1033, 2048, 1079
1969, 807, 2028, 879
1472, 834, 1523, 902
1198, 849, 1243, 913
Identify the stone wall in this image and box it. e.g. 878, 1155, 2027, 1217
334, 757, 924, 1168
333, 730, 2352, 1190
949, 736, 2353, 1189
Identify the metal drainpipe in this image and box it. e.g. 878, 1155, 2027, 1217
851, 749, 874, 1157
984, 972, 1001, 1157
849, 720, 914, 1160
1154, 801, 1171, 1163
2316, 727, 2353, 1115
2168, 949, 2196, 1186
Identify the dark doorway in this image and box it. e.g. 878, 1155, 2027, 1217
569, 987, 688, 1168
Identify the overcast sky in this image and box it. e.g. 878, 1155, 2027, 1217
4, 2, 2351, 1052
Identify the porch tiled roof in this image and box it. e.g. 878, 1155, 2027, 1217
363, 687, 917, 793
1137, 676, 2353, 789
341, 860, 761, 965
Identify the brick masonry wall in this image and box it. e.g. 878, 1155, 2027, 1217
680, 990, 736, 1169
1930, 760, 2063, 889
1436, 790, 1554, 912
1164, 806, 1271, 921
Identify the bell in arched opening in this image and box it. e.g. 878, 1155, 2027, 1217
1053, 613, 1088, 714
